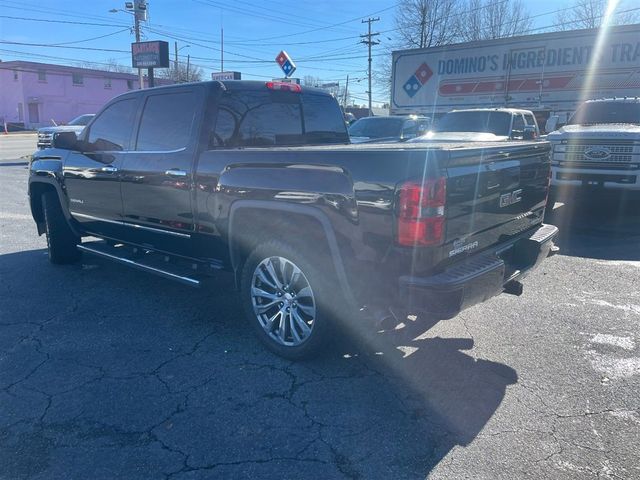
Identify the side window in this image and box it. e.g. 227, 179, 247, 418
511, 114, 525, 139
524, 114, 538, 130
212, 90, 303, 148
402, 120, 417, 138
87, 98, 137, 151
136, 91, 199, 151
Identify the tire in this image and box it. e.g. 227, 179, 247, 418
240, 239, 334, 360
42, 191, 81, 264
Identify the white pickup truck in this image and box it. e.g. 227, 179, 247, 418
547, 98, 640, 195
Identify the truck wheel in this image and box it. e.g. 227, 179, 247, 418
240, 240, 332, 360
42, 191, 81, 264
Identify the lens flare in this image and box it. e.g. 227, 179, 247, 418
580, 0, 621, 104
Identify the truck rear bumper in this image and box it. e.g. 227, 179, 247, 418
398, 223, 558, 319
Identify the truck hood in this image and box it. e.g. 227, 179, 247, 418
38, 125, 85, 134
410, 131, 509, 143
548, 123, 640, 141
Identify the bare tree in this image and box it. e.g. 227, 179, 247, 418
104, 58, 132, 73
159, 61, 203, 83
461, 0, 532, 41
375, 0, 463, 91
394, 0, 462, 49
553, 0, 639, 30
302, 75, 321, 87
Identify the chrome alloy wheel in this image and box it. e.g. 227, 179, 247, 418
251, 256, 316, 347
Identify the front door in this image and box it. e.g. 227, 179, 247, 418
119, 87, 204, 254
64, 96, 139, 239
28, 103, 39, 125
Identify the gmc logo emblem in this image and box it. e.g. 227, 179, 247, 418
499, 189, 522, 208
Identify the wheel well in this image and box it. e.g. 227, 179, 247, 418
230, 208, 334, 283
29, 182, 57, 234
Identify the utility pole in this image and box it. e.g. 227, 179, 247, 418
221, 27, 224, 71
343, 75, 349, 108
186, 55, 190, 83
174, 41, 179, 73
360, 17, 379, 117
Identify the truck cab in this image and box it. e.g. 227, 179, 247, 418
548, 98, 640, 194
412, 108, 539, 143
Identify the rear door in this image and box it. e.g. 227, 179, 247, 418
64, 96, 139, 238
119, 87, 204, 253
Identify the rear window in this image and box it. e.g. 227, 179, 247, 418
434, 111, 512, 136
568, 102, 640, 125
348, 118, 404, 138
211, 90, 347, 148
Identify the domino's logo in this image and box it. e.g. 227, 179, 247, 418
275, 50, 296, 78
403, 63, 432, 98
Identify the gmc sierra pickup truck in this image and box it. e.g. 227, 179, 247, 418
29, 80, 558, 359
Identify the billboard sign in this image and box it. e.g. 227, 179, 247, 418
391, 24, 640, 116
211, 71, 242, 81
131, 41, 170, 68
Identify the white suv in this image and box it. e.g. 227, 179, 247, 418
548, 98, 640, 194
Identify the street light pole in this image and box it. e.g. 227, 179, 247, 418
110, 4, 145, 89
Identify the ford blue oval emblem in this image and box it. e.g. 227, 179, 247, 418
584, 147, 611, 160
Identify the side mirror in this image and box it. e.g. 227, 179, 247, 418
545, 115, 559, 133
523, 125, 537, 140
53, 131, 78, 150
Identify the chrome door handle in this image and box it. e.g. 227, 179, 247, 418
100, 165, 118, 173
165, 169, 188, 177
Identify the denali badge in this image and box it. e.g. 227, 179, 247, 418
499, 189, 522, 208
584, 146, 611, 161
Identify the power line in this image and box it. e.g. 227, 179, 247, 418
50, 29, 131, 46
0, 15, 129, 28
216, 3, 399, 43
0, 40, 128, 53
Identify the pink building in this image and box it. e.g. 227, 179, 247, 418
0, 60, 167, 130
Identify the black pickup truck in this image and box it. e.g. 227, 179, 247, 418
29, 80, 558, 359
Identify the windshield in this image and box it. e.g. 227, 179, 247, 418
68, 114, 93, 126
434, 111, 511, 136
568, 102, 640, 125
348, 118, 404, 138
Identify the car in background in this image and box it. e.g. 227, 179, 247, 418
411, 108, 539, 142
37, 114, 95, 149
348, 115, 431, 143
548, 97, 640, 195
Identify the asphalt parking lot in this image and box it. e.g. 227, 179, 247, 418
1, 135, 639, 479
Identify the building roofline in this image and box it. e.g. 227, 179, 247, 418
0, 60, 141, 80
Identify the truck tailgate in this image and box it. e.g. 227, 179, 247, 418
442, 142, 551, 260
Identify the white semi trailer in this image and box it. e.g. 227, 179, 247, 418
390, 24, 640, 129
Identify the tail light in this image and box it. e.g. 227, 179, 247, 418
396, 177, 446, 246
265, 81, 302, 93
